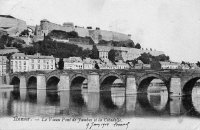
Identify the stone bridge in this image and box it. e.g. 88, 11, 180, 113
8, 69, 200, 96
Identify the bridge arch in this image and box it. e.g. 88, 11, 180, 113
70, 73, 87, 90
137, 73, 169, 93
27, 76, 37, 89
137, 93, 169, 115
46, 75, 60, 90
10, 76, 20, 88
182, 75, 200, 95
100, 72, 125, 86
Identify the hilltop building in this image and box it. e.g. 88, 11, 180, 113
35, 19, 131, 43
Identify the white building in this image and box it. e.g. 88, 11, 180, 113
160, 61, 180, 69
27, 53, 55, 71
0, 56, 8, 76
83, 58, 94, 69
10, 53, 29, 73
115, 60, 129, 69
64, 57, 83, 69
10, 53, 55, 73
98, 47, 109, 59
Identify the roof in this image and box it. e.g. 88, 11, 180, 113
27, 53, 54, 59
0, 56, 8, 62
63, 57, 83, 63
41, 19, 49, 22
159, 61, 180, 66
138, 60, 143, 64
12, 53, 27, 57
0, 48, 19, 54
97, 46, 111, 52
83, 58, 94, 64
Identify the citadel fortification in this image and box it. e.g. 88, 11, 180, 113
35, 19, 131, 43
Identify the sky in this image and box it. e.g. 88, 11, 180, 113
0, 0, 200, 62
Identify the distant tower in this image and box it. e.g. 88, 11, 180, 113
40, 19, 49, 36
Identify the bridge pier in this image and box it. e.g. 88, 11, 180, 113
126, 75, 137, 94
88, 72, 100, 92
87, 92, 100, 112
60, 91, 70, 110
37, 90, 46, 104
5, 74, 10, 85
126, 95, 137, 112
170, 77, 182, 96
170, 97, 182, 115
37, 74, 46, 90
19, 76, 26, 89
58, 75, 70, 90
20, 88, 27, 101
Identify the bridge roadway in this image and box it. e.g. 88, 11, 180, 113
7, 69, 200, 96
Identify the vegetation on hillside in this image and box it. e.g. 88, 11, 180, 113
47, 30, 79, 39
137, 53, 170, 64
99, 39, 137, 48
0, 32, 25, 49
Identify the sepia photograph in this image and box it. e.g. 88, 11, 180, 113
0, 0, 200, 129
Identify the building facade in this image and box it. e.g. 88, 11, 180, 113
64, 57, 83, 70
0, 56, 8, 76
159, 62, 180, 69
10, 53, 55, 73
27, 53, 55, 71
83, 58, 94, 69
10, 53, 29, 73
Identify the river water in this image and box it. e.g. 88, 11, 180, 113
0, 80, 200, 129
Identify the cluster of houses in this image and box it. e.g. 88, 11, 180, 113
0, 49, 199, 76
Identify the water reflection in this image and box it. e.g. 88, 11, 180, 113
0, 82, 200, 118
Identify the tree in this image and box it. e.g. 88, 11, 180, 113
108, 49, 116, 62
19, 29, 29, 36
135, 43, 141, 49
58, 58, 64, 70
197, 61, 200, 67
138, 53, 151, 64
90, 45, 99, 59
81, 49, 91, 59
94, 62, 100, 69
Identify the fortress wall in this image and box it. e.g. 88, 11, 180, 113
41, 21, 74, 35
0, 17, 27, 33
99, 30, 114, 41
75, 27, 89, 37
112, 32, 130, 41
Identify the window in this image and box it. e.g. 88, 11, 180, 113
31, 65, 34, 69
38, 65, 40, 69
24, 61, 26, 65
38, 60, 40, 63
31, 59, 34, 63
